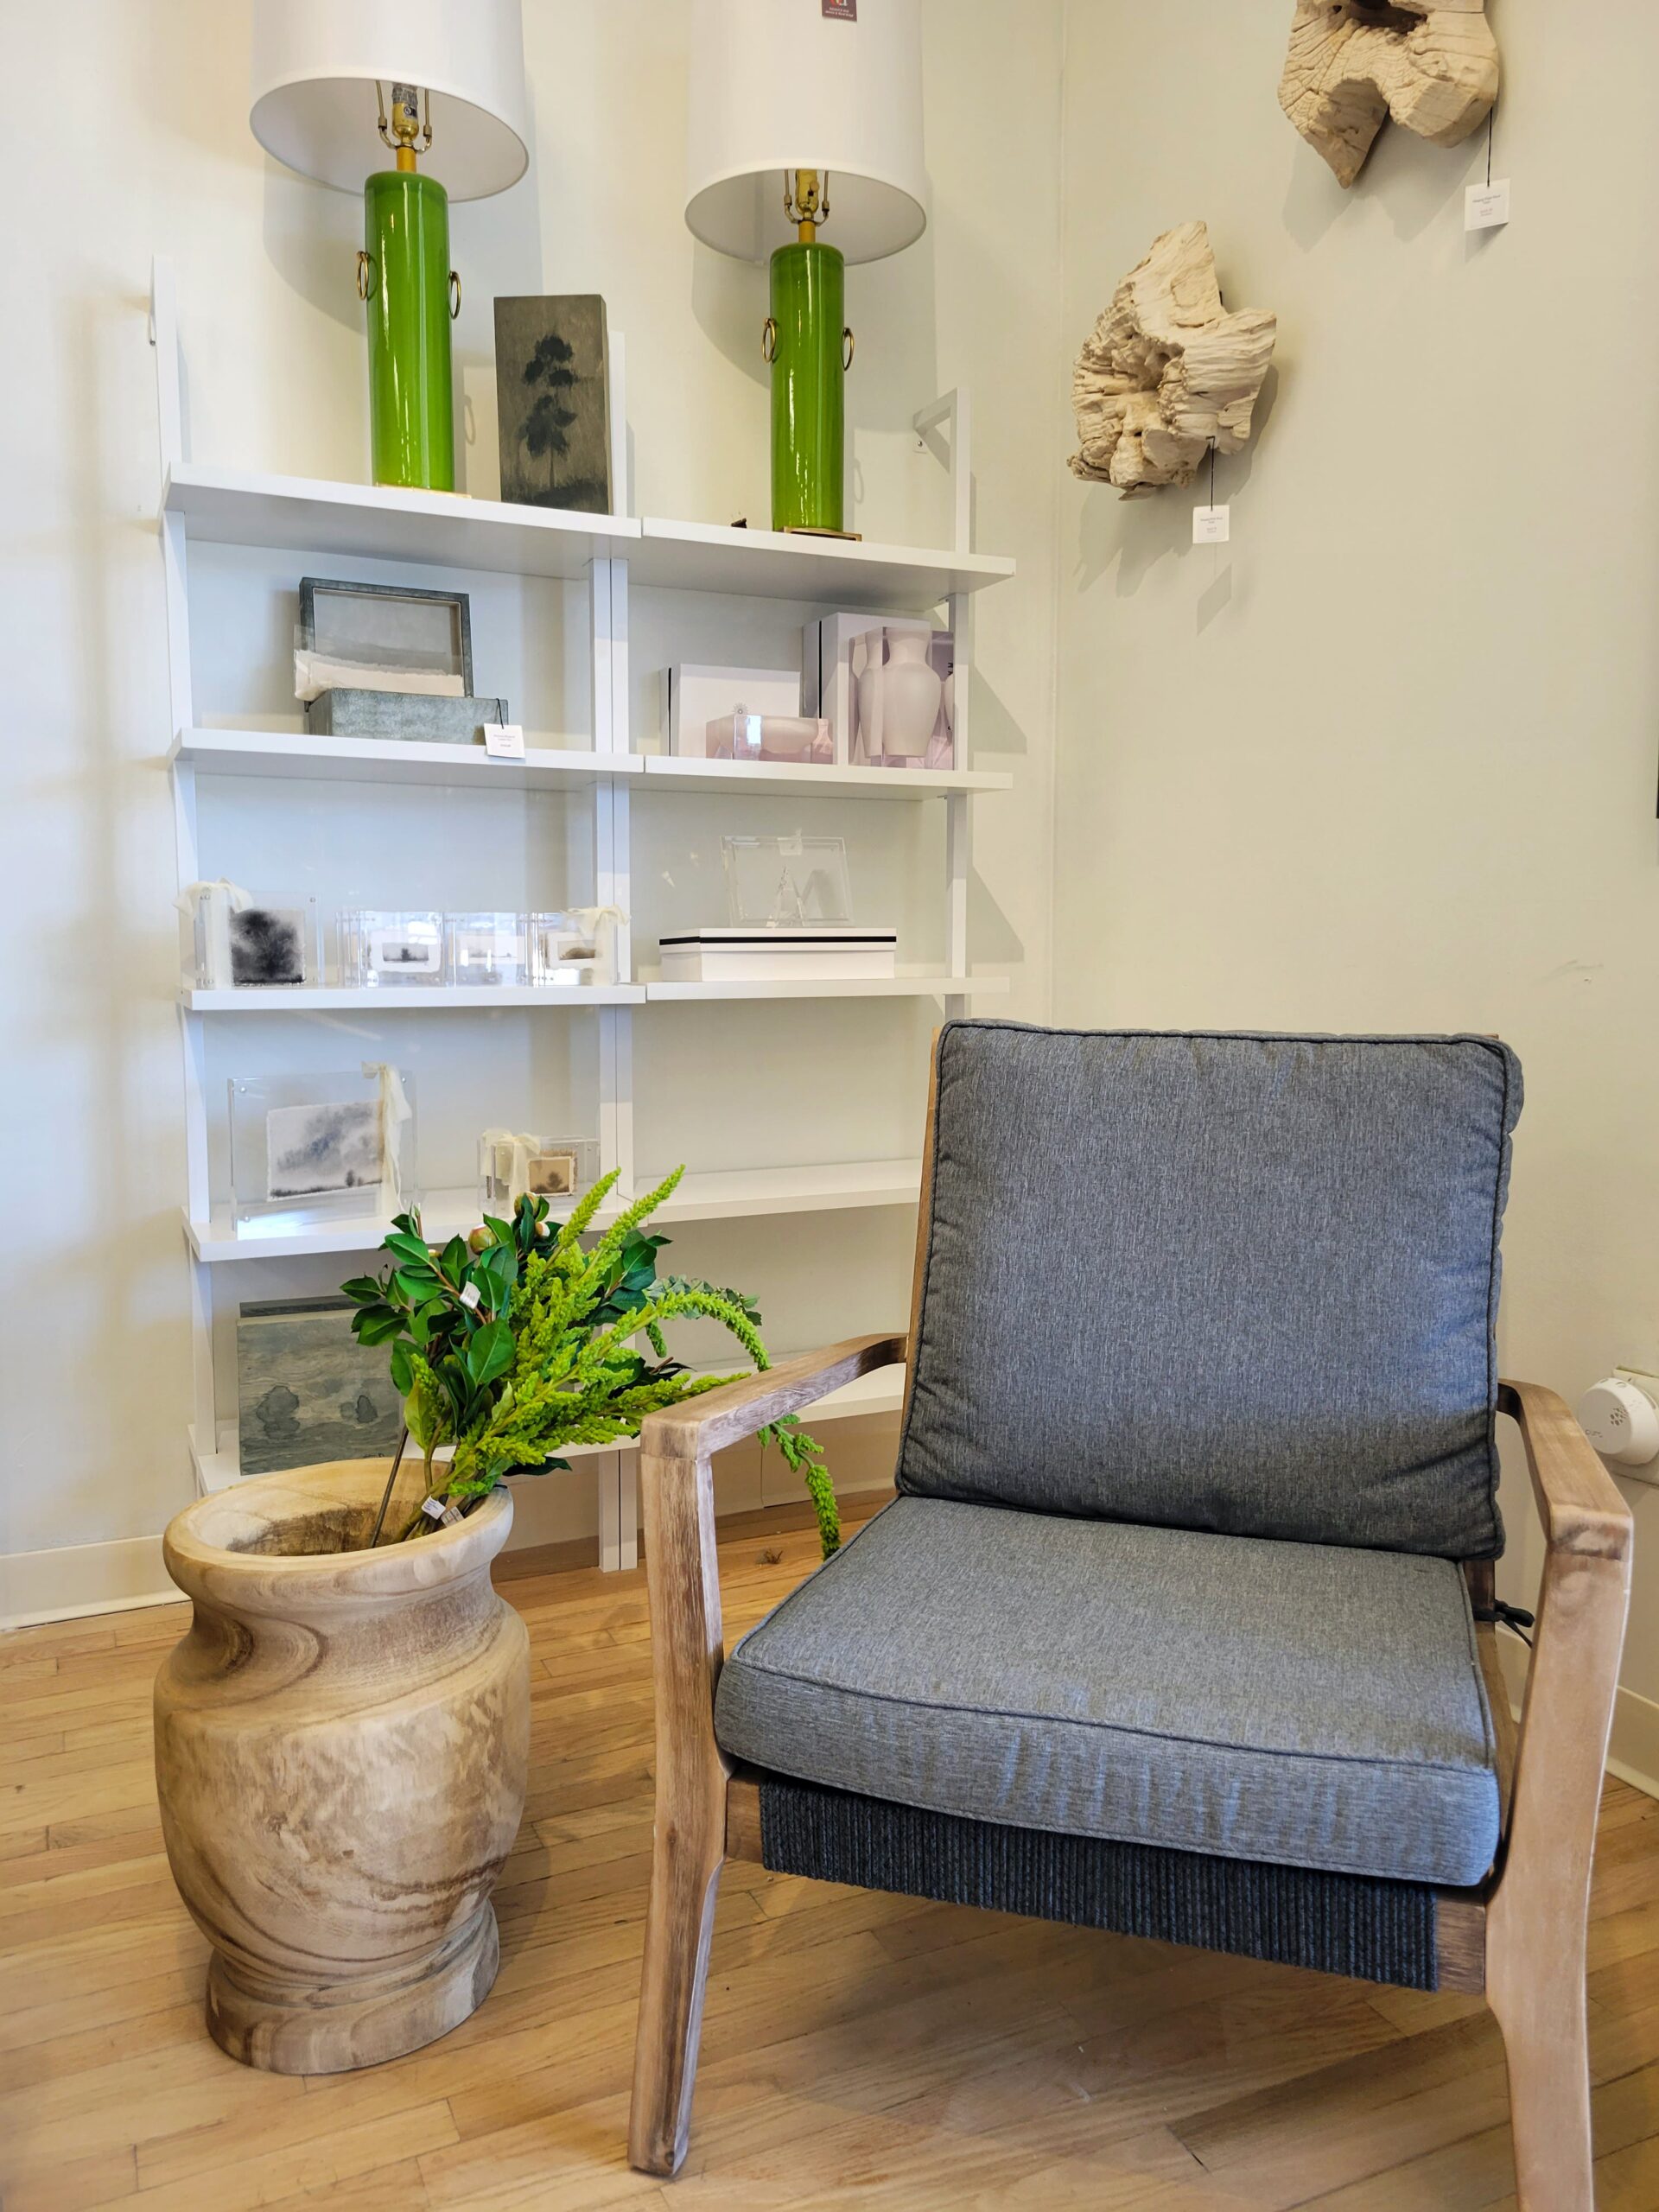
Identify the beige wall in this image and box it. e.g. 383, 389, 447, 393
1054, 1, 1659, 1752
1, 0, 1060, 1589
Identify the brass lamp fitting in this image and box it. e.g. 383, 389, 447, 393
376, 81, 434, 173
783, 167, 831, 243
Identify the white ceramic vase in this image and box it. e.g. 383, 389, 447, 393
861, 630, 942, 765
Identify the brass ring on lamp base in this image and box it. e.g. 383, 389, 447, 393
355, 251, 375, 302
761, 316, 778, 364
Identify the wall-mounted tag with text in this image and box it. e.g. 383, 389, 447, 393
1193, 505, 1230, 546
1465, 179, 1510, 232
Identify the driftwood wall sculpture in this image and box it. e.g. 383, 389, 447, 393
1280, 1, 1499, 188
1069, 222, 1277, 499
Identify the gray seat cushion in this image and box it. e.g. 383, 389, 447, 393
715, 1497, 1500, 1887
897, 1025, 1522, 1559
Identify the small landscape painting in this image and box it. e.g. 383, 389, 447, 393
494, 295, 613, 513
236, 1296, 402, 1477
266, 1101, 383, 1199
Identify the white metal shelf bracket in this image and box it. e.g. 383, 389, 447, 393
913, 387, 974, 558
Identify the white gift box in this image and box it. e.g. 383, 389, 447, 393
659, 664, 802, 757
658, 928, 898, 984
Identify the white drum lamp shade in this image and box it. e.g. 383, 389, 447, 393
249, 0, 530, 200
685, 0, 928, 264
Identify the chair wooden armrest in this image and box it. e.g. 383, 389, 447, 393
628, 1330, 906, 2177
1481, 1379, 1634, 2207
1497, 1378, 1634, 1564
638, 1331, 909, 1463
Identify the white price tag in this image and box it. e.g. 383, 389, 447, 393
459, 1281, 482, 1310
482, 722, 526, 761
1192, 505, 1230, 546
1465, 179, 1510, 232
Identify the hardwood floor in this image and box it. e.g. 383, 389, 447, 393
3, 1496, 1657, 2211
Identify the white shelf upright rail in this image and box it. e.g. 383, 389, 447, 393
593, 340, 637, 1569
915, 388, 976, 1024
151, 257, 220, 1475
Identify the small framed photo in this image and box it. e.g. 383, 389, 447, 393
188, 890, 319, 990
447, 912, 530, 988
299, 577, 474, 693
478, 1133, 599, 1211
527, 1150, 577, 1198
229, 906, 311, 987
230, 1069, 417, 1238
338, 910, 446, 988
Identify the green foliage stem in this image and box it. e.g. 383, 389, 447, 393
345, 1180, 839, 1557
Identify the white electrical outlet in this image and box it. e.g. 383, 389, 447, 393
1577, 1369, 1659, 1481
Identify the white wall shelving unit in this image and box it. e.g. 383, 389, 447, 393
150, 258, 1014, 1567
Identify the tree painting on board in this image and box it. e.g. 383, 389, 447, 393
493, 296, 613, 514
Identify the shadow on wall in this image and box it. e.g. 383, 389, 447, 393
1069, 364, 1281, 606
1280, 93, 1476, 251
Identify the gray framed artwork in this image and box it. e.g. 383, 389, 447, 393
236, 1295, 402, 1477
494, 296, 613, 513
299, 576, 474, 692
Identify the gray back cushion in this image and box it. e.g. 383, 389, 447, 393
895, 1025, 1522, 1558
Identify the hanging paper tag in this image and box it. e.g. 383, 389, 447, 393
482, 722, 526, 761
1193, 505, 1230, 545
1465, 180, 1510, 232
459, 1281, 482, 1310
421, 1497, 448, 1521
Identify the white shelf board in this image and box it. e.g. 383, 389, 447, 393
163, 462, 640, 579
160, 467, 1015, 609
183, 1159, 921, 1263
642, 973, 1009, 1004
190, 1363, 905, 1495
635, 516, 1014, 611
648, 1158, 921, 1222
168, 730, 1007, 801
171, 728, 637, 792
639, 755, 1010, 800
181, 984, 646, 1013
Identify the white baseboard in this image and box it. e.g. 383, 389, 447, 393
1, 1535, 176, 1630
1492, 1630, 1659, 1804
1605, 1688, 1659, 1802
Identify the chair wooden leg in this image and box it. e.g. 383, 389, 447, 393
1487, 1943, 1593, 2212
628, 1811, 725, 2177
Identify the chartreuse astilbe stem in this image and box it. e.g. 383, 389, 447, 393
346, 1179, 839, 1556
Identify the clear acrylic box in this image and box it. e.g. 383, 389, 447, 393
337, 909, 446, 988
723, 834, 854, 927
478, 1131, 601, 1211
529, 911, 612, 987
229, 1067, 416, 1238
707, 711, 832, 764
447, 912, 530, 988
190, 891, 319, 990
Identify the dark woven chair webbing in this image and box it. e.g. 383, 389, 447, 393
757, 1776, 1441, 1991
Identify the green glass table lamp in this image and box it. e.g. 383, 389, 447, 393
685, 0, 929, 537
249, 0, 529, 493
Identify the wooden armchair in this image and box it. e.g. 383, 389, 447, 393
627, 1027, 1632, 2210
